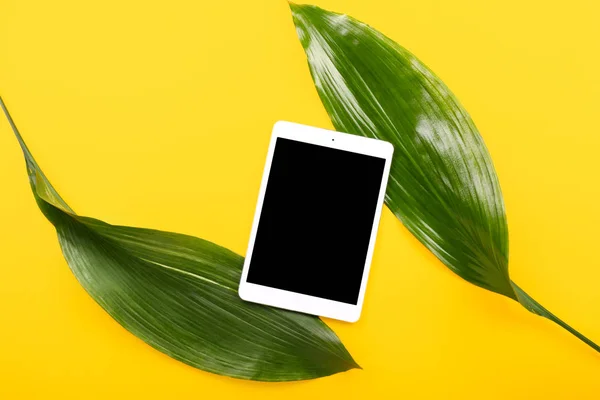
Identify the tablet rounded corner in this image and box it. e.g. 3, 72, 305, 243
346, 309, 363, 323
383, 140, 395, 157
272, 120, 291, 133
238, 283, 250, 302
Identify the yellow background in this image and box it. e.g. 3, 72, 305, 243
1, 0, 599, 398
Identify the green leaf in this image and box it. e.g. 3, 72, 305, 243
290, 3, 599, 352
1, 97, 359, 381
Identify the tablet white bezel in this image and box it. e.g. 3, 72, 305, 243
238, 121, 393, 323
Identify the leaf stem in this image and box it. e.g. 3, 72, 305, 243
511, 281, 600, 353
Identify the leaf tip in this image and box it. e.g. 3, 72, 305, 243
288, 2, 315, 48
0, 96, 28, 157
341, 349, 362, 371
288, 2, 319, 18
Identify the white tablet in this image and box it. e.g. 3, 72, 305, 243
239, 121, 393, 322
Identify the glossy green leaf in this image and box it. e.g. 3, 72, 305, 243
290, 3, 599, 352
1, 97, 359, 381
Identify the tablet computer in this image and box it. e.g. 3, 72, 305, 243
239, 121, 393, 322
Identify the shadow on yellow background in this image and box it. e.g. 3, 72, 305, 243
0, 0, 599, 398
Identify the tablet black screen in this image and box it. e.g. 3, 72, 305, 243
246, 137, 386, 305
